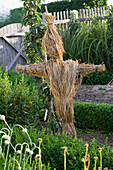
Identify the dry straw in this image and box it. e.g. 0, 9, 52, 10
42, 6, 64, 61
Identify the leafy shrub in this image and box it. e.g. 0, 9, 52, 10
0, 68, 48, 125
82, 69, 113, 85
0, 119, 113, 170
74, 101, 113, 131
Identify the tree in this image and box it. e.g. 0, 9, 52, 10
21, 0, 46, 63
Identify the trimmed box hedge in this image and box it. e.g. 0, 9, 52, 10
74, 101, 113, 131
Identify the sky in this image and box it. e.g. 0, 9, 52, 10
0, 0, 113, 16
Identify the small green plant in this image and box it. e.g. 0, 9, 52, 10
98, 87, 106, 90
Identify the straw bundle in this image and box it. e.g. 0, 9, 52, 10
15, 60, 105, 137
46, 59, 78, 137
15, 62, 47, 78
42, 14, 64, 61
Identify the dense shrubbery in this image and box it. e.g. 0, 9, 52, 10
0, 121, 113, 170
0, 68, 48, 125
82, 69, 113, 85
0, 8, 23, 28
74, 102, 113, 131
40, 0, 107, 14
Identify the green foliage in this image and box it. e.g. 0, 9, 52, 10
0, 15, 11, 28
40, 0, 107, 14
74, 101, 113, 131
10, 8, 23, 24
21, 0, 46, 63
82, 69, 113, 85
63, 15, 113, 70
0, 8, 23, 28
0, 68, 48, 125
0, 122, 113, 170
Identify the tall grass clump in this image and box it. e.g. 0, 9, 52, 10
63, 14, 113, 70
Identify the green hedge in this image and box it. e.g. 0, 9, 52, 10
74, 102, 113, 131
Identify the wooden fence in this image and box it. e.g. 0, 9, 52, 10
0, 6, 112, 70
50, 6, 112, 20
0, 23, 29, 70
52, 6, 112, 37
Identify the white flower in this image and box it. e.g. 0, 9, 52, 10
26, 148, 30, 153
22, 128, 27, 133
29, 150, 33, 155
26, 148, 33, 154
2, 135, 10, 141
17, 150, 21, 154
18, 166, 21, 170
0, 115, 5, 120
5, 140, 10, 145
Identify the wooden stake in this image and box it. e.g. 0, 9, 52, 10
45, 6, 48, 15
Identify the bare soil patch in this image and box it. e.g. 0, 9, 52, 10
74, 85, 113, 104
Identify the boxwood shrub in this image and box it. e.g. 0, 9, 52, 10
74, 101, 113, 131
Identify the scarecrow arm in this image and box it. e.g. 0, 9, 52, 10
15, 62, 48, 78
78, 63, 105, 76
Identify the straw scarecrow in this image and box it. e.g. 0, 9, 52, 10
16, 7, 105, 137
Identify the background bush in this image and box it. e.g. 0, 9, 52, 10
82, 69, 113, 85
0, 68, 48, 125
0, 8, 23, 28
40, 0, 107, 14
74, 101, 113, 131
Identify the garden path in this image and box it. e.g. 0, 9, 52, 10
74, 85, 113, 104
